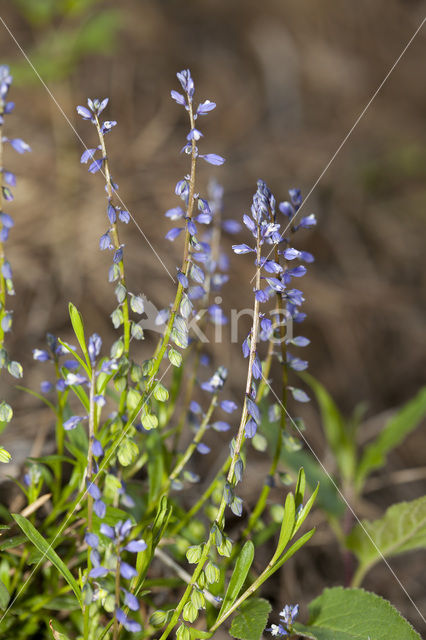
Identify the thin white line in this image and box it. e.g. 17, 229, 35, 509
0, 361, 173, 622
252, 15, 426, 282
0, 15, 175, 284
262, 375, 426, 625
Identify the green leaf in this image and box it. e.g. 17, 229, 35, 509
356, 387, 426, 491
147, 430, 165, 505
293, 483, 319, 536
294, 467, 306, 510
274, 493, 295, 559
12, 513, 82, 607
346, 495, 426, 581
0, 579, 9, 610
263, 529, 316, 581
0, 535, 26, 550
189, 629, 212, 640
229, 597, 272, 640
302, 373, 356, 483
219, 541, 254, 618
49, 619, 71, 639
68, 302, 89, 365
67, 381, 89, 412
294, 587, 421, 639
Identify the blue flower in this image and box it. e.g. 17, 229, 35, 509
116, 608, 141, 633
199, 153, 225, 166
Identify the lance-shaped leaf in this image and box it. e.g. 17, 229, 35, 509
294, 467, 306, 510
272, 492, 295, 562
0, 579, 9, 610
294, 587, 421, 640
12, 514, 82, 608
68, 303, 90, 367
264, 528, 315, 580
218, 541, 254, 618
346, 495, 426, 583
356, 386, 426, 492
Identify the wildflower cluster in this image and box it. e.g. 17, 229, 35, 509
0, 65, 30, 462
268, 604, 299, 636
2, 66, 321, 640
85, 519, 147, 633
233, 180, 316, 436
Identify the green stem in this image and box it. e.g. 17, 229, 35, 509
86, 368, 96, 531
84, 368, 96, 638
159, 226, 263, 640
113, 550, 121, 640
171, 201, 222, 455
94, 115, 130, 377
350, 563, 368, 588
242, 242, 287, 539
145, 93, 197, 391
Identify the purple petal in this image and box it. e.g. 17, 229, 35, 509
283, 248, 300, 260
197, 100, 216, 115
33, 349, 50, 362
220, 400, 237, 413
200, 153, 225, 166
120, 561, 137, 580
100, 523, 115, 539
77, 105, 92, 120
9, 138, 31, 154
89, 566, 109, 578
89, 158, 104, 174
94, 499, 106, 518
290, 387, 310, 403
245, 418, 257, 438
171, 90, 186, 105
124, 539, 147, 553
222, 219, 241, 234
80, 148, 96, 164
246, 397, 260, 424
166, 227, 183, 241
3, 170, 16, 186
0, 212, 14, 228
165, 206, 185, 220
177, 270, 188, 288
118, 209, 130, 223
232, 244, 254, 255
108, 203, 116, 223
92, 438, 104, 457
85, 532, 99, 548
87, 481, 101, 500
63, 415, 85, 431
197, 443, 210, 454
212, 421, 230, 432
122, 588, 139, 611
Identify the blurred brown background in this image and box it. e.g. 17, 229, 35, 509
0, 0, 425, 633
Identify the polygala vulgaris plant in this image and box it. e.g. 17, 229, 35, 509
0, 67, 424, 640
